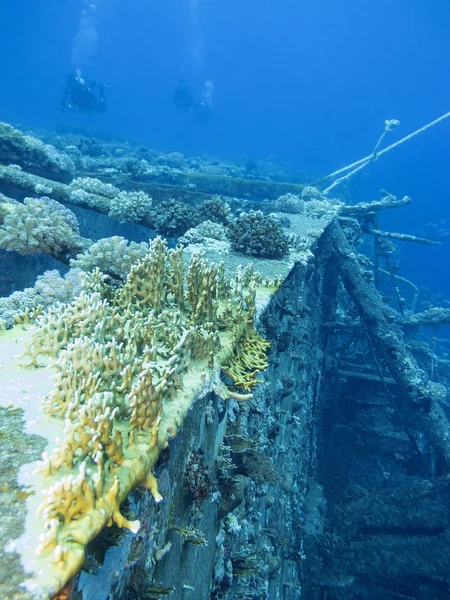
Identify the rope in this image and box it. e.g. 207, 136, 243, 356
321, 110, 450, 195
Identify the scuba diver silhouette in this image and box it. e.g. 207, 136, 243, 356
61, 70, 107, 114
173, 79, 214, 124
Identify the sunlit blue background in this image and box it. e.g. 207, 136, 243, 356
0, 0, 449, 296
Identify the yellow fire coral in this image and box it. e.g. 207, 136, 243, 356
222, 328, 271, 391
10, 238, 277, 599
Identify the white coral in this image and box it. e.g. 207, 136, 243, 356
0, 197, 82, 257
0, 288, 42, 328
70, 177, 119, 198
301, 186, 325, 202
108, 190, 152, 224
179, 220, 228, 246
34, 268, 83, 306
274, 193, 304, 214
71, 236, 149, 279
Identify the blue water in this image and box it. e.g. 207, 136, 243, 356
0, 0, 449, 295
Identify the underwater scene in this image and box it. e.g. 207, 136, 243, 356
0, 1, 449, 599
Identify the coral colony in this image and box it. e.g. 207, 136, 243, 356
6, 236, 279, 597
